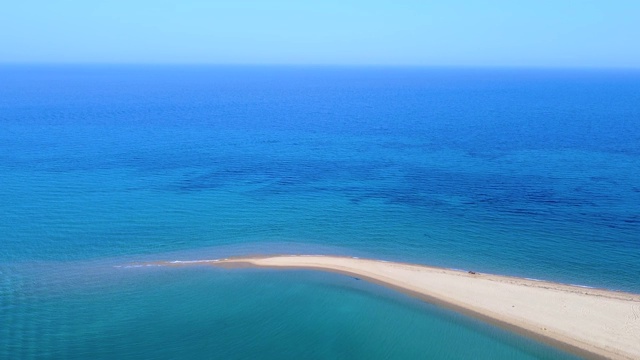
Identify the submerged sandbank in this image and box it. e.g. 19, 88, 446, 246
151, 255, 640, 360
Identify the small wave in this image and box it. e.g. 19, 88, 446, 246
114, 264, 161, 269
570, 284, 595, 289
168, 260, 219, 264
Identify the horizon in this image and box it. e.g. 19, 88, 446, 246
2, 1, 639, 69
2, 63, 640, 71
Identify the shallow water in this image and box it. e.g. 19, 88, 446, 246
1, 264, 580, 359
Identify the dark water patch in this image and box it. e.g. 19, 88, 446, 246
1, 65, 639, 293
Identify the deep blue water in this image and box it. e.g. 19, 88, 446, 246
1, 65, 639, 359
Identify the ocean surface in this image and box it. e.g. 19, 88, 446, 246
1, 65, 639, 359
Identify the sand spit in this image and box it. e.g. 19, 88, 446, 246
151, 255, 640, 360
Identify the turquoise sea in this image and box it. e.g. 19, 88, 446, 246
1, 66, 639, 359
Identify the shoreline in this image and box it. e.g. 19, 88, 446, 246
148, 255, 640, 360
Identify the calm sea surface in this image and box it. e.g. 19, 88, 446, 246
1, 66, 638, 359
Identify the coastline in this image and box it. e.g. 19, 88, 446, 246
151, 255, 640, 360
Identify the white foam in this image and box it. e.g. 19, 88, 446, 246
114, 263, 163, 269
570, 284, 595, 289
168, 260, 218, 264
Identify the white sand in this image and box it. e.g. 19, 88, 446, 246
157, 255, 640, 360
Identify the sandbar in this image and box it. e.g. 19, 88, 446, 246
153, 255, 640, 360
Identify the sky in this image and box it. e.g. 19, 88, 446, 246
1, 0, 639, 67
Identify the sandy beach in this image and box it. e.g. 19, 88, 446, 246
157, 255, 640, 360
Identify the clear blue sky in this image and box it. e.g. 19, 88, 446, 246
1, 0, 639, 67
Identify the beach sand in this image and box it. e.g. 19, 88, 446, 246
156, 255, 640, 360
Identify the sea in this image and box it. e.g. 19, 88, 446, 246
1, 65, 638, 359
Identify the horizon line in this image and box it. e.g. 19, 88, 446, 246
1, 62, 640, 71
